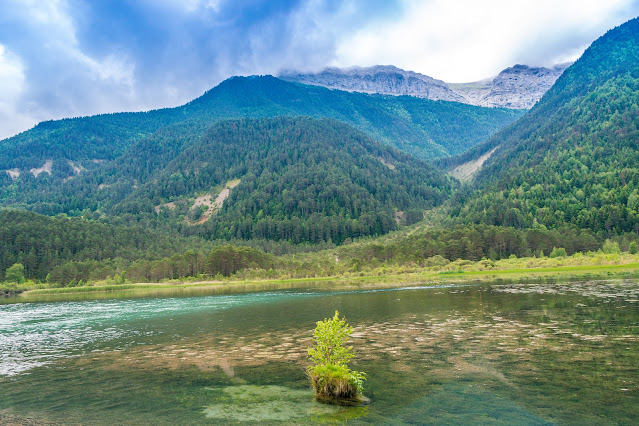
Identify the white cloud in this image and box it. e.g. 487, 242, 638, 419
0, 44, 32, 139
236, 0, 363, 77
0, 0, 137, 134
18, 0, 135, 88
0, 45, 25, 106
334, 0, 639, 82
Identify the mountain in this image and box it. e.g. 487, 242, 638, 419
449, 63, 571, 109
280, 65, 466, 102
280, 64, 570, 109
448, 17, 639, 235
49, 117, 458, 244
0, 75, 522, 178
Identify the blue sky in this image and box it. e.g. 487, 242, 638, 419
1, 0, 638, 139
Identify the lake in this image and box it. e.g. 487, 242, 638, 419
1, 280, 638, 424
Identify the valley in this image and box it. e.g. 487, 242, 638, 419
2, 17, 639, 290
1, 9, 639, 424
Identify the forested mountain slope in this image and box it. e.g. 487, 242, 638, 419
3, 117, 456, 240
451, 17, 639, 235
0, 75, 522, 174
186, 76, 523, 159
115, 117, 457, 244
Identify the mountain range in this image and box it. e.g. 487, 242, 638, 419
0, 74, 521, 177
280, 63, 571, 109
1, 16, 639, 283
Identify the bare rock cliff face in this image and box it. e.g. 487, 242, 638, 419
280, 65, 467, 103
450, 63, 572, 109
280, 63, 571, 109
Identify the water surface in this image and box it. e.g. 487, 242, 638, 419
1, 280, 638, 424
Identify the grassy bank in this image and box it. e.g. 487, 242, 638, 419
15, 251, 639, 298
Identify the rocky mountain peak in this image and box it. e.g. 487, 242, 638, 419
281, 63, 572, 109
279, 65, 467, 103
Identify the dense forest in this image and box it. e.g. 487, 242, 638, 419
2, 117, 456, 244
0, 209, 317, 283
125, 117, 455, 244
447, 17, 639, 236
0, 75, 521, 172
0, 209, 193, 281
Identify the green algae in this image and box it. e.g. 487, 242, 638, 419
203, 385, 367, 422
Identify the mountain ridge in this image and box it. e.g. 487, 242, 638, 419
280, 63, 571, 109
0, 75, 522, 180
449, 16, 639, 234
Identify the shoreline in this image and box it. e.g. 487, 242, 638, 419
7, 261, 638, 302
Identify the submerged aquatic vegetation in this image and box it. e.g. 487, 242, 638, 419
307, 311, 366, 402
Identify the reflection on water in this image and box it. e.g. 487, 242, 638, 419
0, 280, 638, 424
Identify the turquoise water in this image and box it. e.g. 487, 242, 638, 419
1, 280, 638, 424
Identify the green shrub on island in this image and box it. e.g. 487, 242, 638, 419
308, 364, 366, 399
307, 311, 366, 402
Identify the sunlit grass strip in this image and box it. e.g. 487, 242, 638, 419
23, 282, 220, 295
19, 261, 639, 297
434, 262, 639, 276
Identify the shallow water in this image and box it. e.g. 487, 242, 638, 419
1, 280, 638, 424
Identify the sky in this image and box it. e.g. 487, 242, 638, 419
1, 0, 638, 140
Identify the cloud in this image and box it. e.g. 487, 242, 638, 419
0, 0, 386, 139
334, 0, 639, 82
0, 0, 138, 138
144, 0, 224, 14
0, 44, 31, 139
0, 0, 638, 139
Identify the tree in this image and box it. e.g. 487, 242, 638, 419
308, 311, 355, 367
549, 247, 567, 258
629, 241, 638, 254
5, 263, 25, 284
307, 311, 365, 401
602, 239, 621, 254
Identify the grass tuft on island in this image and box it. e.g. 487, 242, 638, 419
308, 364, 367, 405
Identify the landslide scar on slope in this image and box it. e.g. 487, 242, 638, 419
30, 160, 53, 178
449, 147, 498, 182
186, 178, 241, 225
